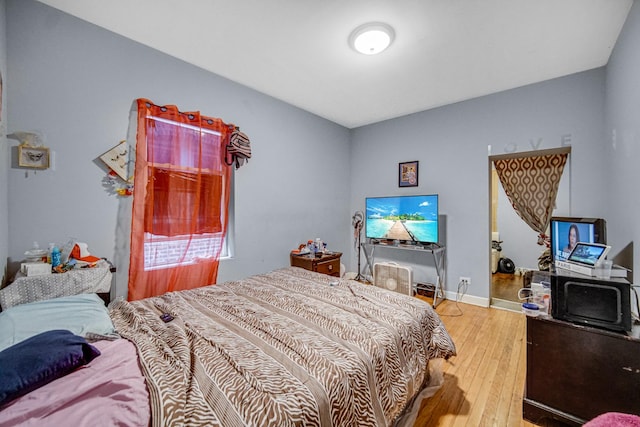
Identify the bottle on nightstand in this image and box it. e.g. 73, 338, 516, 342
47, 243, 55, 264
51, 246, 61, 268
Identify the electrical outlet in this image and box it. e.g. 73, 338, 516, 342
459, 276, 471, 286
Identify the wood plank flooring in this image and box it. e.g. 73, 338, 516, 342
413, 298, 538, 427
491, 272, 524, 301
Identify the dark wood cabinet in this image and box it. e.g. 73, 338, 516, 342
290, 252, 342, 277
524, 315, 640, 426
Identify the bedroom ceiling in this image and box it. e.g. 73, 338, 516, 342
35, 0, 633, 129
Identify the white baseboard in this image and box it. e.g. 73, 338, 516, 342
443, 290, 490, 308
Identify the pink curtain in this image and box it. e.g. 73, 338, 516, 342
128, 99, 233, 301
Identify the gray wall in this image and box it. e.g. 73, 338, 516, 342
0, 0, 8, 287
5, 0, 352, 297
350, 69, 608, 304
605, 0, 640, 280
3, 0, 639, 306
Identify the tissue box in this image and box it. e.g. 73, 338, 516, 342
21, 262, 52, 276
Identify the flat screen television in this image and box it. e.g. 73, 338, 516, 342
365, 194, 438, 244
549, 217, 607, 263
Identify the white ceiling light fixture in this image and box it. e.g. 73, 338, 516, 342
349, 22, 395, 55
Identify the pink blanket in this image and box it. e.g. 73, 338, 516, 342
585, 412, 640, 427
0, 339, 150, 426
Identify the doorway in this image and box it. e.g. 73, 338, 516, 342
488, 147, 571, 311
490, 167, 524, 311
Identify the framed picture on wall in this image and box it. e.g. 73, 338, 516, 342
399, 161, 419, 187
18, 145, 50, 169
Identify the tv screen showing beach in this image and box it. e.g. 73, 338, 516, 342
365, 194, 438, 244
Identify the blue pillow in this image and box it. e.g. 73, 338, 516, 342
0, 329, 101, 406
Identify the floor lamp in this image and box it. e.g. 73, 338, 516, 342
352, 211, 364, 281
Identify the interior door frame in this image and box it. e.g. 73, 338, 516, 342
487, 146, 572, 309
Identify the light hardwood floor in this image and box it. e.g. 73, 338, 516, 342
413, 298, 538, 427
491, 272, 524, 302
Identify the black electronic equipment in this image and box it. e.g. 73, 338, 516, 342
550, 268, 631, 332
549, 217, 607, 264
365, 194, 439, 245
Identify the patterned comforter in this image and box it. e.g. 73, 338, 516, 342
109, 267, 456, 427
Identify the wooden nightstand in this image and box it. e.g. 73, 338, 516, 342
290, 252, 342, 277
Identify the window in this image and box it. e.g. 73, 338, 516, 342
128, 99, 233, 300
142, 117, 230, 270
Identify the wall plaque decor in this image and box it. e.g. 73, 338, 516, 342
100, 140, 129, 181
399, 161, 419, 187
18, 145, 50, 169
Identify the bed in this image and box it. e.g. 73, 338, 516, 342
0, 267, 456, 426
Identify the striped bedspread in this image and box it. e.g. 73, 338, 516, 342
109, 267, 456, 427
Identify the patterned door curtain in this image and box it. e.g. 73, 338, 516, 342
493, 148, 569, 242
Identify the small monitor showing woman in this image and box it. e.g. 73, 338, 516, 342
550, 218, 604, 263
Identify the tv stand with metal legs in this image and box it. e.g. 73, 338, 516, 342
360, 241, 446, 307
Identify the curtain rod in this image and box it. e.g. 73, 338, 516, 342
488, 146, 571, 162
142, 100, 238, 130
